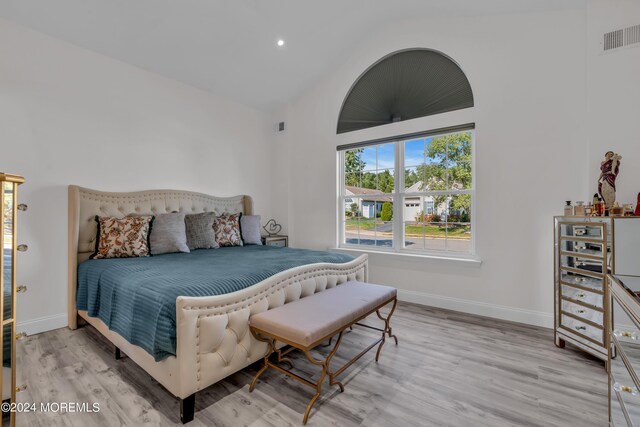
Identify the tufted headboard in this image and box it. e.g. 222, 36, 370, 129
67, 185, 253, 328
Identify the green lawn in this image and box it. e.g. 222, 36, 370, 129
345, 219, 470, 239
345, 219, 377, 229
405, 224, 470, 238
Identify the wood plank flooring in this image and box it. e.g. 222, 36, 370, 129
15, 302, 607, 426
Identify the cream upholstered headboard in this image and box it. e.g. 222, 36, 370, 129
67, 185, 253, 329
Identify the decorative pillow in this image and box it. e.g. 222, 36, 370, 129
149, 212, 190, 255
213, 213, 243, 247
91, 215, 153, 259
185, 212, 219, 250
240, 215, 262, 245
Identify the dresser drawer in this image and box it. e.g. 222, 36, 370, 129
559, 223, 605, 240
612, 296, 640, 380
266, 239, 287, 248
561, 299, 603, 325
559, 240, 605, 258
560, 315, 603, 344
561, 284, 603, 309
560, 270, 603, 292
611, 385, 634, 427
560, 253, 605, 274
611, 343, 640, 426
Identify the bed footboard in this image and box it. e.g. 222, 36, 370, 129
173, 254, 367, 399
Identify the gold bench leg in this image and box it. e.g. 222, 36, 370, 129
375, 298, 398, 362
302, 331, 344, 425
249, 333, 276, 392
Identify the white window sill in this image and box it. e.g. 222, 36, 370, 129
332, 246, 482, 267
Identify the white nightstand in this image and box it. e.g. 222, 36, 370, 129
262, 235, 288, 248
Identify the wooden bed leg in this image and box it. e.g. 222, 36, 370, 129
180, 394, 195, 424
114, 346, 122, 360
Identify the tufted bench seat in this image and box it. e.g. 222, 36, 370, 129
249, 281, 398, 424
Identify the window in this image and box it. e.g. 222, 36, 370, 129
338, 126, 474, 256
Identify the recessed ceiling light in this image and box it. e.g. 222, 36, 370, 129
277, 39, 285, 47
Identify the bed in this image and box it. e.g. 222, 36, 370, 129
67, 186, 368, 423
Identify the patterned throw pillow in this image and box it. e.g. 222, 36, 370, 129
185, 212, 219, 250
91, 215, 154, 259
213, 213, 243, 247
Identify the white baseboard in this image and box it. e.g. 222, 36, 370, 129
397, 289, 554, 329
18, 313, 67, 336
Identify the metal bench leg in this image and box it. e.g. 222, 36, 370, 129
250, 333, 276, 392
375, 298, 398, 362
302, 331, 344, 425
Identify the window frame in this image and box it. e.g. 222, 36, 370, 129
337, 126, 476, 258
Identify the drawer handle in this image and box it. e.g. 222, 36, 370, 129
614, 330, 639, 340
576, 277, 586, 283
576, 292, 586, 298
614, 382, 639, 396
17, 244, 28, 252
17, 203, 28, 211
576, 309, 586, 314
16, 384, 27, 393
16, 285, 27, 293
15, 332, 27, 341
575, 325, 587, 331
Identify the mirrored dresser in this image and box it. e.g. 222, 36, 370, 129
554, 217, 640, 364
608, 274, 640, 426
0, 174, 26, 427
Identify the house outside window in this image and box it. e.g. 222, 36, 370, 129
338, 126, 475, 255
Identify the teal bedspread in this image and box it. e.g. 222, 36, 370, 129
76, 246, 353, 361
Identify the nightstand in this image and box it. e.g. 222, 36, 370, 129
262, 235, 288, 248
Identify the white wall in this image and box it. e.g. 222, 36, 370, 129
0, 19, 274, 334
587, 0, 640, 206
3, 3, 636, 334
274, 9, 589, 327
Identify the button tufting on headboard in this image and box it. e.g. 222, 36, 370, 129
69, 186, 252, 264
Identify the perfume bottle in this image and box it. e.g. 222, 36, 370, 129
574, 201, 585, 216
564, 201, 574, 216
598, 197, 606, 216
593, 194, 604, 216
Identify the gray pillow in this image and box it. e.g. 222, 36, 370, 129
149, 213, 190, 255
185, 212, 219, 250
241, 215, 263, 245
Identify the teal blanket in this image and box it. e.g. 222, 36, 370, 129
76, 246, 353, 361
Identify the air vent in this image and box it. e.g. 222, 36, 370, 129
603, 24, 640, 52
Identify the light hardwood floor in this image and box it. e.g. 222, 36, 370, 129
16, 302, 607, 426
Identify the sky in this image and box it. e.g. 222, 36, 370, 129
359, 137, 434, 171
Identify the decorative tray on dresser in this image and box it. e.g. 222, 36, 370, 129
608, 274, 640, 426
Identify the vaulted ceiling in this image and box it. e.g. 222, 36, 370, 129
0, 0, 585, 111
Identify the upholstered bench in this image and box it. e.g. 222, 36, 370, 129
249, 281, 398, 424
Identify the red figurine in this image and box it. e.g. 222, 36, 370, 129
635, 192, 640, 216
